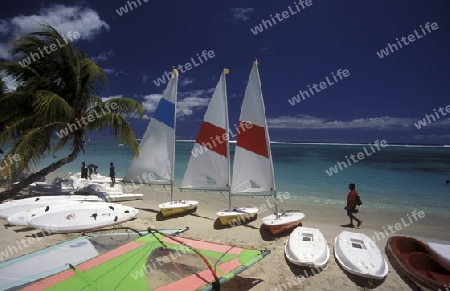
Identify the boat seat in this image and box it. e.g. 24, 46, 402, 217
391, 236, 428, 255
408, 252, 450, 282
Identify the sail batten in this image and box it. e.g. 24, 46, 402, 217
231, 61, 275, 195
123, 70, 178, 184
181, 70, 230, 191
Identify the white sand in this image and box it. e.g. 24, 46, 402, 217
1, 184, 449, 290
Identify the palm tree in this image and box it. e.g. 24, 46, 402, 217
0, 24, 143, 201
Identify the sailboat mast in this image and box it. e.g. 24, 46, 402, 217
170, 68, 179, 203
223, 69, 232, 211
254, 60, 279, 218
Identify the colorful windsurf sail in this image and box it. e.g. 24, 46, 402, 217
22, 229, 269, 291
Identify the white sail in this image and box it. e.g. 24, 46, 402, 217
231, 61, 275, 194
123, 70, 178, 184
181, 69, 230, 190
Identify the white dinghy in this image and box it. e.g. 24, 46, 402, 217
28, 203, 139, 233
7, 202, 87, 226
0, 196, 102, 219
285, 226, 330, 268
334, 231, 388, 280
77, 184, 143, 202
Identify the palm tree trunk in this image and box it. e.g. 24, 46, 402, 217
0, 147, 81, 202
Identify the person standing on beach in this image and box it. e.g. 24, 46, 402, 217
109, 162, 115, 186
87, 163, 98, 179
345, 183, 362, 228
81, 162, 88, 179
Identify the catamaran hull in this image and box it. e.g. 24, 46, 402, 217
261, 211, 305, 236
158, 200, 199, 217
216, 208, 259, 226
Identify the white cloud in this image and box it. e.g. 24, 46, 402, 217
267, 115, 423, 130
0, 5, 109, 59
0, 72, 18, 92
142, 89, 213, 118
103, 68, 127, 76
229, 8, 254, 22
92, 49, 115, 62
179, 77, 194, 87
101, 95, 123, 102
177, 96, 210, 117
0, 20, 9, 36
0, 45, 10, 59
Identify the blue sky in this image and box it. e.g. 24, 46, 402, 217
1, 0, 449, 144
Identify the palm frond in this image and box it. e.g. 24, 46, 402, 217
33, 90, 74, 125
1, 125, 54, 176
88, 113, 139, 155
96, 98, 144, 118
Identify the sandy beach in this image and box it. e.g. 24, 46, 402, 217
1, 184, 449, 291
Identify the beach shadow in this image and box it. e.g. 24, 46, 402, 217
284, 255, 327, 278
213, 215, 258, 230
155, 207, 198, 221
221, 277, 263, 291
13, 226, 36, 232
135, 207, 159, 214
25, 230, 56, 238
189, 212, 215, 221
333, 257, 386, 288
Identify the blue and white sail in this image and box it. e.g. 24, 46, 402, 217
123, 69, 178, 184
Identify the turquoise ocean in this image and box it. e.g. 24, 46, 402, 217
35, 140, 450, 216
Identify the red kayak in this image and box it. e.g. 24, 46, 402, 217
386, 236, 450, 291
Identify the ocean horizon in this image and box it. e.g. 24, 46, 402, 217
27, 139, 450, 218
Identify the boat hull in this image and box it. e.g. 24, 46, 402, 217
386, 236, 450, 291
285, 226, 329, 268
262, 211, 305, 236
216, 207, 259, 226
103, 193, 144, 202
334, 231, 388, 280
28, 203, 139, 233
158, 200, 199, 217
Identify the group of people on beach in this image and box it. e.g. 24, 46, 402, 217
81, 162, 115, 185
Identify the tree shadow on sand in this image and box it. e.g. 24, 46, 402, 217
220, 277, 263, 291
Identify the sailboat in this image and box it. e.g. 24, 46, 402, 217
123, 69, 198, 217
181, 69, 258, 226
229, 60, 304, 233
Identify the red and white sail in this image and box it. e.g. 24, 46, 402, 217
231, 61, 275, 194
181, 69, 230, 190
